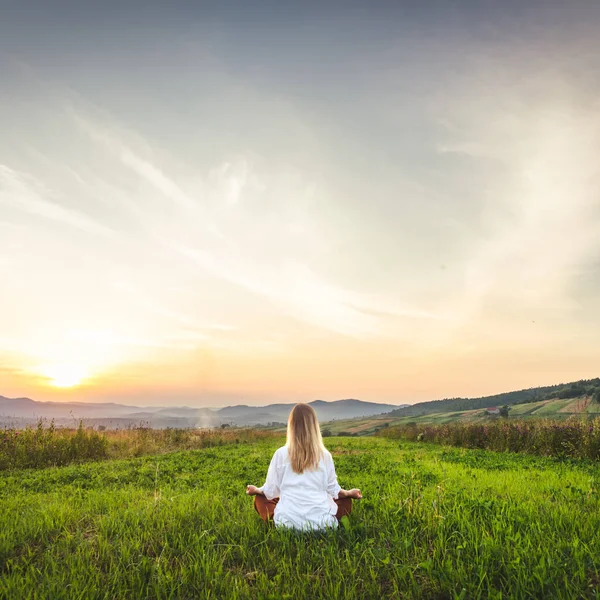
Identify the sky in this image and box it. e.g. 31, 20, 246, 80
1, 1, 600, 407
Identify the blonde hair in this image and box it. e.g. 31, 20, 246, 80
287, 403, 324, 474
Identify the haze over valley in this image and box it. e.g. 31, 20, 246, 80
0, 394, 406, 429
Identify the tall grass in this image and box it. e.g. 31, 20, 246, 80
1, 437, 599, 599
0, 420, 108, 470
377, 418, 600, 459
0, 421, 278, 470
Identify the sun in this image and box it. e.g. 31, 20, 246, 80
42, 365, 87, 388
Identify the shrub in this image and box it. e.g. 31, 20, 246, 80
377, 418, 600, 460
0, 420, 108, 470
0, 421, 280, 471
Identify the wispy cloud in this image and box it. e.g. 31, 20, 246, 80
65, 328, 200, 351
74, 113, 192, 210
0, 165, 114, 237
70, 109, 223, 239
0, 365, 25, 376
432, 67, 600, 331
109, 278, 235, 339
72, 108, 443, 339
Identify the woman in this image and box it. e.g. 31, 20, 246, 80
246, 403, 362, 530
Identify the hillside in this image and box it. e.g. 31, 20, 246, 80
323, 394, 600, 436
387, 378, 600, 418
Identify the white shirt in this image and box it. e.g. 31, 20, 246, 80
258, 445, 342, 531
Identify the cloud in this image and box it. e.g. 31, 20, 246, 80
109, 279, 232, 339
0, 165, 114, 237
0, 366, 25, 375
75, 113, 196, 212
71, 107, 444, 339
64, 328, 203, 351
432, 65, 600, 329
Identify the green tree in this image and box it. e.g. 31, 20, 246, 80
499, 405, 510, 418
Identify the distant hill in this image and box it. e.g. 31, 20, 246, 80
0, 395, 405, 429
0, 397, 152, 418
217, 399, 405, 426
387, 378, 600, 418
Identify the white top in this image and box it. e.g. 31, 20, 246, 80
258, 445, 342, 531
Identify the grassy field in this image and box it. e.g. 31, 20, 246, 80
2, 436, 600, 599
323, 395, 600, 436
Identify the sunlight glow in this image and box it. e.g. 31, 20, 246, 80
42, 365, 88, 388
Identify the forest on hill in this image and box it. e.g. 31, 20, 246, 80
389, 378, 600, 418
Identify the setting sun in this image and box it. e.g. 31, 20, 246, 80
42, 366, 87, 388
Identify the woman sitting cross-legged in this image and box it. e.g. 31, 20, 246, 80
246, 403, 362, 531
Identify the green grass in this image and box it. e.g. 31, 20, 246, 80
2, 437, 600, 599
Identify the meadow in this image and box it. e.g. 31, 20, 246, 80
2, 435, 600, 599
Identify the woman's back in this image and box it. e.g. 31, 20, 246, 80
261, 445, 341, 530
247, 403, 361, 530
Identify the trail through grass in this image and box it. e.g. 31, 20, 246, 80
2, 437, 599, 599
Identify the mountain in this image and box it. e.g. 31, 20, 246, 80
215, 399, 403, 426
6, 379, 596, 428
0, 397, 151, 418
0, 395, 405, 429
308, 399, 401, 422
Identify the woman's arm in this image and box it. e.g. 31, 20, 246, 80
246, 448, 282, 499
324, 450, 362, 499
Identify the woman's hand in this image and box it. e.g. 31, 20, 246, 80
339, 488, 363, 499
246, 485, 262, 496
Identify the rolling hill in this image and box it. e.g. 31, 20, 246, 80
322, 394, 600, 436
387, 378, 600, 418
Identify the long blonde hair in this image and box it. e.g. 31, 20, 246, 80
287, 403, 324, 474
